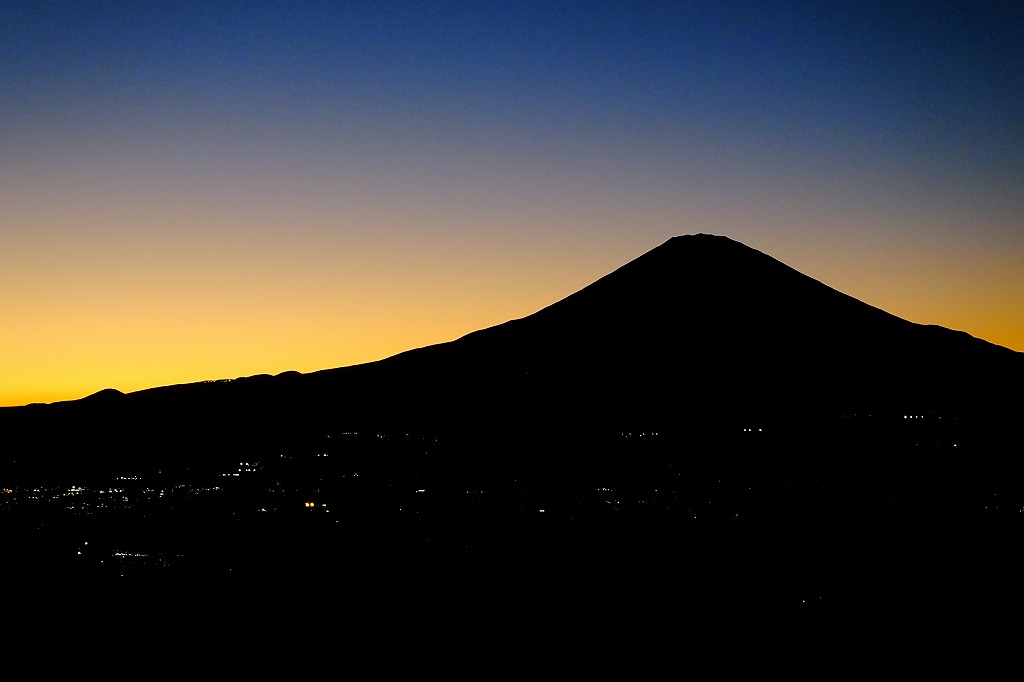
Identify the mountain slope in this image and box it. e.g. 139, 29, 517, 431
304, 234, 1021, 425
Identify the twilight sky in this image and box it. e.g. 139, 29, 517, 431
3, 1, 1023, 406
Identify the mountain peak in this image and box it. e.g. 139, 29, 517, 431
664, 233, 747, 246
530, 231, 799, 320
415, 232, 1023, 418
668, 232, 735, 242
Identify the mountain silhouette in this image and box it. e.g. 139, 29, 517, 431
2, 233, 1021, 476
3, 234, 1023, 605
295, 233, 1022, 432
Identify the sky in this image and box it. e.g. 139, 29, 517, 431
2, 1, 1023, 406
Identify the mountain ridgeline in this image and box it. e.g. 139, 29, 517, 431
3, 234, 1023, 602
2, 234, 1022, 477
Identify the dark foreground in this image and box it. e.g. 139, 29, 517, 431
4, 412, 1021, 612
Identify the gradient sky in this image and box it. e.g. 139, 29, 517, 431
3, 1, 1023, 406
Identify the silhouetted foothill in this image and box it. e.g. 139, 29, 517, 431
82, 388, 125, 402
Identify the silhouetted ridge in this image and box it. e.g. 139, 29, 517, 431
2, 233, 1021, 452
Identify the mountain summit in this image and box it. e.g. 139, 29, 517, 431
302, 233, 1019, 428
